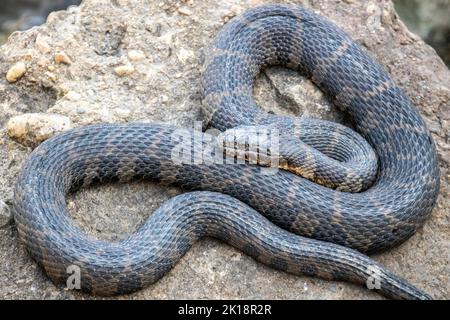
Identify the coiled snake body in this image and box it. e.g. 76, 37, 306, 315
13, 5, 440, 299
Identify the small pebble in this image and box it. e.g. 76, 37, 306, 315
35, 35, 51, 54
37, 59, 47, 67
178, 7, 192, 16
114, 65, 135, 77
128, 50, 146, 61
6, 62, 27, 83
64, 91, 81, 101
303, 282, 309, 292
177, 48, 195, 63
55, 52, 72, 65
45, 71, 57, 82
7, 113, 72, 147
223, 5, 244, 21
114, 108, 131, 118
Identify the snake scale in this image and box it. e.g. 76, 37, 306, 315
13, 5, 440, 299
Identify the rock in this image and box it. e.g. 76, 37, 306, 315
254, 67, 346, 124
5, 62, 26, 83
45, 71, 57, 82
54, 51, 72, 65
114, 65, 135, 77
176, 48, 195, 64
127, 50, 146, 61
0, 0, 448, 300
35, 35, 51, 54
6, 113, 73, 147
64, 91, 81, 101
178, 7, 193, 16
0, 200, 12, 228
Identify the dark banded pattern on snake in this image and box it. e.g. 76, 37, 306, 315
13, 5, 439, 299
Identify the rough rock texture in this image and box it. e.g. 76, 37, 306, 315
0, 0, 449, 300
7, 112, 72, 147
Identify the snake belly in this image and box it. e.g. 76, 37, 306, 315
13, 5, 439, 299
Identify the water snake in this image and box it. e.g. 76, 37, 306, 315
13, 4, 440, 299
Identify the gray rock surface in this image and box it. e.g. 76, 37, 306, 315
0, 0, 449, 299
0, 200, 13, 228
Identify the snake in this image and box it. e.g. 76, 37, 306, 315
12, 4, 440, 299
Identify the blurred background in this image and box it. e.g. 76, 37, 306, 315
0, 0, 81, 43
0, 0, 449, 67
395, 0, 450, 66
